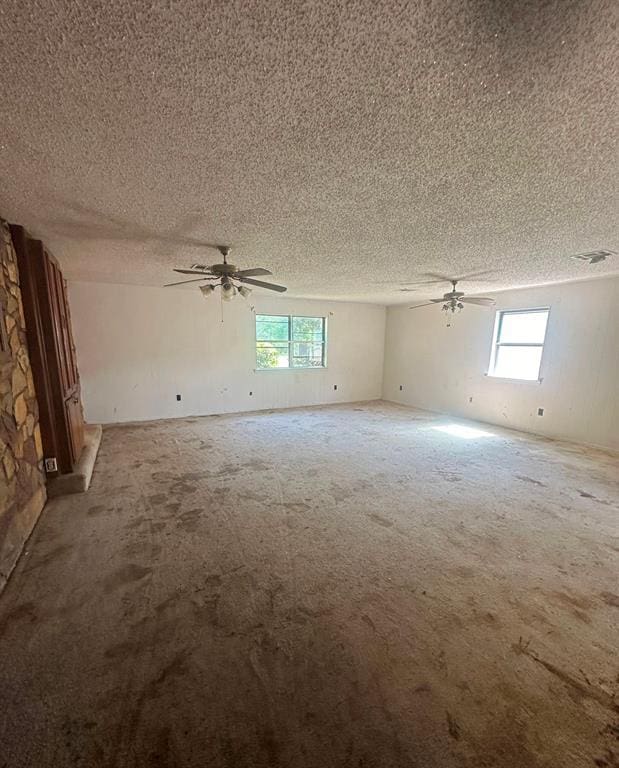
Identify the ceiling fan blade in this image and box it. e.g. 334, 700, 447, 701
460, 296, 496, 306
419, 270, 494, 283
408, 302, 437, 310
173, 268, 216, 276
396, 277, 449, 288
164, 277, 214, 287
234, 268, 272, 277
457, 270, 494, 280
237, 276, 287, 293
398, 282, 441, 290
418, 272, 453, 283
430, 298, 446, 303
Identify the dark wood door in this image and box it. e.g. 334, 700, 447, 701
10, 225, 85, 474
45, 254, 84, 465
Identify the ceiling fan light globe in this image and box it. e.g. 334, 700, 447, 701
221, 283, 237, 302
199, 284, 215, 298
238, 285, 252, 298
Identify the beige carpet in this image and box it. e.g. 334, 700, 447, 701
0, 401, 617, 768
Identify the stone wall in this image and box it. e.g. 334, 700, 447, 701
0, 219, 46, 590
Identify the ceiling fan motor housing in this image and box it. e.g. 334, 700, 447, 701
211, 263, 237, 275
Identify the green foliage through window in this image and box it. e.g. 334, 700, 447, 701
256, 314, 326, 369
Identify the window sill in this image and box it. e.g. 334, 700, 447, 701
254, 367, 328, 373
485, 373, 543, 384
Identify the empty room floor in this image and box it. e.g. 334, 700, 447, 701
0, 402, 617, 768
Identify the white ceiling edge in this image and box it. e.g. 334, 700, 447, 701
385, 270, 619, 307
65, 268, 619, 309
65, 276, 391, 309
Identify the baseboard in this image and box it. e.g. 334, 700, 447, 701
100, 398, 384, 428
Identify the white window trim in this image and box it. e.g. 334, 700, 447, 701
254, 313, 328, 371
487, 307, 550, 383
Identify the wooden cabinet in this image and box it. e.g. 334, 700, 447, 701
10, 225, 85, 474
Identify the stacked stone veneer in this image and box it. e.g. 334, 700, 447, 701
0, 219, 46, 590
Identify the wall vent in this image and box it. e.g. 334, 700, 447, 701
570, 250, 615, 264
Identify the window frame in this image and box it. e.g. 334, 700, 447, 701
255, 313, 327, 371
488, 307, 550, 382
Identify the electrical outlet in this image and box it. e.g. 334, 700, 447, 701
399, 385, 403, 391
537, 407, 544, 416
469, 396, 473, 403
249, 391, 253, 396
333, 384, 338, 391
44, 457, 58, 473
176, 394, 181, 401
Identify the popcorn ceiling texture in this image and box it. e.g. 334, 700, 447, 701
0, 0, 617, 303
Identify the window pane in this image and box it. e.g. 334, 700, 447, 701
256, 315, 289, 342
493, 345, 543, 380
292, 342, 324, 367
499, 311, 548, 344
292, 316, 324, 342
256, 342, 289, 369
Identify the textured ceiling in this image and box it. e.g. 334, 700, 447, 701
0, 0, 617, 304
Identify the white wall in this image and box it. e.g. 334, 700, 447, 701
383, 276, 619, 451
69, 281, 386, 424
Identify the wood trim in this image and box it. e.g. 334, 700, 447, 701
9, 225, 82, 473
31, 239, 74, 471
10, 226, 61, 469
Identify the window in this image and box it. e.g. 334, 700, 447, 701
256, 314, 326, 369
488, 308, 549, 381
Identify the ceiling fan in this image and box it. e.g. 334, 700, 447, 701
164, 246, 287, 300
409, 279, 496, 313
